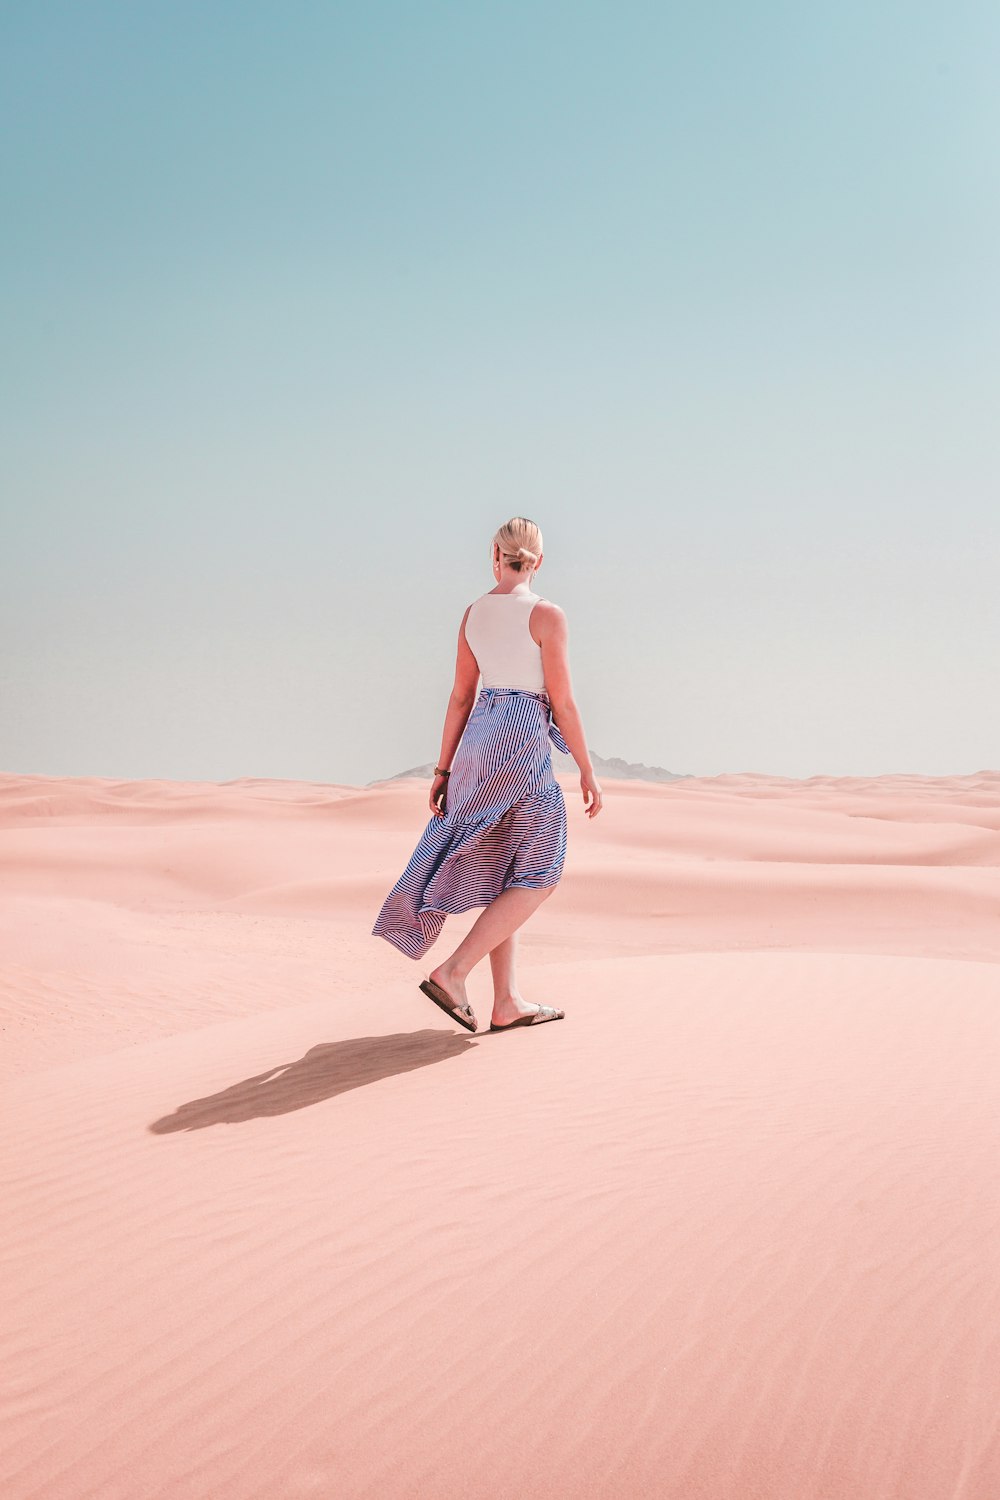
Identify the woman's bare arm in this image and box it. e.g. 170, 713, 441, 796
534, 602, 603, 817
429, 607, 481, 818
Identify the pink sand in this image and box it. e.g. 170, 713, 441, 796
2, 767, 999, 1499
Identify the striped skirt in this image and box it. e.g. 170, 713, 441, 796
371, 688, 571, 959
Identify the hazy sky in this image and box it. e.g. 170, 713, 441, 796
3, 1, 998, 785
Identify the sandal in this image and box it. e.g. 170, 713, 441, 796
489, 1003, 565, 1033
419, 978, 477, 1033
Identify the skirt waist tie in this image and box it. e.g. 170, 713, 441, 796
481, 687, 572, 759
544, 701, 572, 758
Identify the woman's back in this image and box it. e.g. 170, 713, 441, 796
464, 586, 547, 692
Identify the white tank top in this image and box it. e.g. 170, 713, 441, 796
463, 587, 547, 692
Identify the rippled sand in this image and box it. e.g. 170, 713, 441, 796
2, 768, 999, 1499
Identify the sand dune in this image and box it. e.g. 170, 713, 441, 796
2, 767, 999, 1498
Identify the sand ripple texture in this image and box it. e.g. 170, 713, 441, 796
2, 768, 1000, 1499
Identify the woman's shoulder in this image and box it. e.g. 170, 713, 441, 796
529, 596, 567, 640
531, 594, 565, 617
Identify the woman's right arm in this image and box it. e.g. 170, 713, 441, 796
536, 604, 603, 819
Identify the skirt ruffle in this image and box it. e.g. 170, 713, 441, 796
371, 688, 569, 959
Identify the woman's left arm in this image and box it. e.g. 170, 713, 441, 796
430, 607, 481, 818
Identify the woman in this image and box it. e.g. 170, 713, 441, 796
371, 516, 603, 1034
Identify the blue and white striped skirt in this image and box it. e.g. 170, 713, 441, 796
371, 687, 572, 959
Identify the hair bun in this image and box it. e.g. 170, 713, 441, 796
493, 516, 543, 575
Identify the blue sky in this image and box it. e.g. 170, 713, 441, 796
2, 1, 998, 783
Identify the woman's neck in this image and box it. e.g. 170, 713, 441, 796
492, 575, 534, 594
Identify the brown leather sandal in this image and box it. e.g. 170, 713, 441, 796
489, 1004, 565, 1032
419, 978, 477, 1033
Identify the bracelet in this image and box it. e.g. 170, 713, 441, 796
433, 766, 451, 777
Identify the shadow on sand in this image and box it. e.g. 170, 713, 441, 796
148, 1028, 475, 1133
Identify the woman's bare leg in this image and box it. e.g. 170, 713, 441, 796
486, 931, 540, 1026
428, 885, 556, 1018
488, 932, 518, 1020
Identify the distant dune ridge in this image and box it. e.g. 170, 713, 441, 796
2, 765, 1000, 1499
378, 747, 689, 784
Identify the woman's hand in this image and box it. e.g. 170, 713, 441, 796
581, 771, 603, 818
429, 774, 449, 819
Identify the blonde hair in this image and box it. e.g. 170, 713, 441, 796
493, 515, 543, 573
